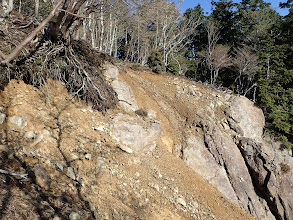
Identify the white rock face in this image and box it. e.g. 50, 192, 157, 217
102, 62, 139, 112
226, 96, 265, 140
111, 113, 161, 153
183, 135, 238, 203
111, 80, 139, 112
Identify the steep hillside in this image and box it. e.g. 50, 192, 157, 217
0, 76, 256, 219
114, 66, 292, 220
0, 62, 292, 220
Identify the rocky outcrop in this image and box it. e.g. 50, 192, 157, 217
225, 96, 265, 140
238, 138, 293, 220
182, 95, 292, 220
183, 134, 238, 203
111, 113, 162, 153
103, 63, 138, 112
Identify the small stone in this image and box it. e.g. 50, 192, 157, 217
66, 167, 76, 180
0, 113, 6, 124
24, 131, 36, 139
69, 212, 81, 220
42, 129, 51, 137
188, 86, 196, 96
33, 163, 52, 190
84, 153, 92, 160
191, 201, 199, 209
147, 109, 157, 119
55, 162, 64, 172
177, 197, 187, 207
8, 116, 28, 129
119, 145, 133, 154
150, 184, 160, 192
31, 134, 43, 146
70, 154, 79, 160
93, 125, 105, 131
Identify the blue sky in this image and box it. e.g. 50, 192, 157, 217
177, 0, 290, 16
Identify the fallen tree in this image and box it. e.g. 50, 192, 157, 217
0, 0, 117, 111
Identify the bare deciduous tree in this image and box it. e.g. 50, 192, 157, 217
233, 45, 259, 96
208, 44, 232, 85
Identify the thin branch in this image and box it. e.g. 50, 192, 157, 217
57, 9, 101, 20
1, 0, 64, 65
0, 169, 28, 179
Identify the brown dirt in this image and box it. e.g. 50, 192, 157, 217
0, 68, 255, 220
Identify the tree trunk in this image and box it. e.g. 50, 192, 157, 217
99, 0, 104, 51
2, 0, 13, 16
35, 0, 39, 17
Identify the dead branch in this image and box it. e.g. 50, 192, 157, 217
0, 169, 28, 179
57, 8, 100, 20
1, 0, 64, 65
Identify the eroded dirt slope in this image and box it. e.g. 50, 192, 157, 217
0, 74, 255, 219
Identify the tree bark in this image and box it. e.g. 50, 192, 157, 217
35, 0, 39, 17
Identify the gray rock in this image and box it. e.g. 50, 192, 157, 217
183, 135, 238, 203
183, 118, 275, 220
111, 113, 161, 153
33, 163, 51, 190
111, 80, 138, 112
238, 138, 293, 220
8, 115, 28, 130
66, 167, 76, 180
177, 197, 187, 207
0, 113, 6, 124
119, 145, 133, 154
84, 153, 92, 160
226, 96, 265, 140
187, 86, 196, 96
31, 134, 44, 146
55, 162, 65, 172
69, 212, 81, 220
200, 119, 274, 220
24, 131, 36, 139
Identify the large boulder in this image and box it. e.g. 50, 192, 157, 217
111, 80, 139, 112
225, 96, 265, 140
111, 113, 161, 153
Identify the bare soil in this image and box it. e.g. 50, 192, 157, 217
0, 65, 256, 220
